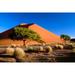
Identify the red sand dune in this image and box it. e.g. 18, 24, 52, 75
0, 23, 63, 45
29, 24, 62, 43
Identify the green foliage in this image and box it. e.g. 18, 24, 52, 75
9, 27, 42, 45
60, 34, 71, 41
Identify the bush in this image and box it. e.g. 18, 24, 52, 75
55, 44, 64, 50
27, 47, 34, 52
6, 47, 15, 56
45, 46, 53, 53
33, 47, 39, 51
39, 46, 44, 52
15, 47, 26, 62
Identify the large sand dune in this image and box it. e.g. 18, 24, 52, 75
0, 23, 62, 45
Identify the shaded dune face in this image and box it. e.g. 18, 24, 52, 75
0, 23, 62, 45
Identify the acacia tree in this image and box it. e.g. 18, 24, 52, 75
60, 34, 71, 43
9, 27, 41, 46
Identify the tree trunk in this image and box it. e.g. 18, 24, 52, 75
23, 39, 26, 47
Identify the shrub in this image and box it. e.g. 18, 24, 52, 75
39, 46, 44, 52
6, 47, 15, 56
55, 44, 64, 50
32, 47, 40, 53
27, 47, 34, 52
15, 47, 26, 62
33, 47, 39, 51
45, 46, 53, 53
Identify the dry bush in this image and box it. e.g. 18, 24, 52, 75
26, 46, 41, 53
27, 47, 34, 52
45, 46, 53, 53
39, 46, 44, 52
15, 47, 26, 62
6, 47, 15, 56
55, 44, 64, 50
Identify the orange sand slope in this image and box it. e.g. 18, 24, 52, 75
29, 24, 62, 43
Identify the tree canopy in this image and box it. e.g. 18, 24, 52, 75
9, 27, 42, 46
60, 34, 71, 41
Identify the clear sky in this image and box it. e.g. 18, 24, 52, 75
0, 13, 75, 37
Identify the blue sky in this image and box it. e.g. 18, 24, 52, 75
0, 13, 75, 37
